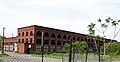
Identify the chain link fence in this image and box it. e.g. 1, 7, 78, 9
0, 56, 63, 62
0, 52, 120, 62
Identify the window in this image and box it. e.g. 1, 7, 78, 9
77, 37, 80, 40
81, 38, 83, 41
68, 36, 71, 39
30, 31, 33, 36
22, 39, 24, 43
36, 31, 42, 36
26, 38, 28, 43
44, 40, 49, 44
18, 33, 20, 37
85, 38, 87, 41
10, 42, 12, 45
63, 35, 67, 39
57, 41, 61, 45
88, 39, 90, 42
22, 32, 24, 37
26, 32, 29, 36
30, 38, 32, 43
18, 39, 20, 43
6, 42, 8, 45
51, 40, 55, 45
51, 33, 56, 38
63, 41, 66, 45
36, 39, 41, 44
57, 34, 61, 38
73, 37, 76, 40
44, 32, 49, 37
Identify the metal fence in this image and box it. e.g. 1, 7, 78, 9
0, 53, 120, 62
0, 56, 63, 62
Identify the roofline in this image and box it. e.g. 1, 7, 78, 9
18, 25, 87, 36
17, 25, 117, 41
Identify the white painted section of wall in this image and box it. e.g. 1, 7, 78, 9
14, 43, 17, 52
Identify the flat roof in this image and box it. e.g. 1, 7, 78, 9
18, 25, 87, 36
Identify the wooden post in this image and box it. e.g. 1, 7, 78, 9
2, 27, 5, 54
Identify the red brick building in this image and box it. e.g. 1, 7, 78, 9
4, 37, 17, 52
4, 25, 115, 53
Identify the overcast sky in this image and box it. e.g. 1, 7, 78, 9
0, 0, 120, 41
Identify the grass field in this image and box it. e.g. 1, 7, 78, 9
32, 52, 120, 61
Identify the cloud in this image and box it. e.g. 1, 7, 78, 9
0, 0, 120, 41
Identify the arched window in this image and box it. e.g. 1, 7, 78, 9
36, 31, 42, 36
44, 40, 49, 44
30, 38, 32, 43
73, 37, 76, 40
85, 38, 87, 41
22, 32, 24, 37
81, 38, 84, 41
57, 34, 61, 38
22, 39, 24, 43
57, 41, 61, 45
30, 31, 33, 36
68, 36, 71, 39
18, 33, 20, 37
36, 39, 41, 44
18, 39, 20, 43
88, 39, 90, 42
26, 38, 28, 43
51, 33, 56, 38
51, 40, 55, 45
77, 37, 80, 40
63, 35, 67, 39
44, 32, 49, 37
26, 32, 29, 36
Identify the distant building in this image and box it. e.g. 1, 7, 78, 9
3, 25, 116, 53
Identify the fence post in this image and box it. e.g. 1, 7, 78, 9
69, 38, 72, 62
62, 53, 64, 62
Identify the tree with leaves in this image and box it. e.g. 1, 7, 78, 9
88, 17, 120, 55
63, 41, 87, 53
106, 42, 120, 55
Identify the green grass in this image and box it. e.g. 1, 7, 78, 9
101, 55, 120, 61
32, 52, 69, 59
32, 52, 120, 61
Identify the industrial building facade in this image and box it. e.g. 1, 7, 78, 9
3, 25, 112, 53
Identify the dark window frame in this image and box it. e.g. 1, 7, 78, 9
18, 39, 20, 43
51, 33, 56, 38
18, 33, 20, 37
30, 31, 33, 36
26, 38, 28, 43
22, 39, 24, 43
63, 35, 67, 39
22, 32, 24, 37
36, 31, 42, 36
57, 34, 61, 38
26, 32, 29, 36
44, 32, 49, 37
30, 38, 32, 43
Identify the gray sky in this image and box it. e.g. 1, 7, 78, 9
0, 0, 120, 41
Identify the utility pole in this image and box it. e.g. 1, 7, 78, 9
2, 27, 5, 54
98, 40, 100, 62
69, 38, 72, 62
41, 31, 44, 62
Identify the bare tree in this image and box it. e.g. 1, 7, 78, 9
88, 17, 120, 55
